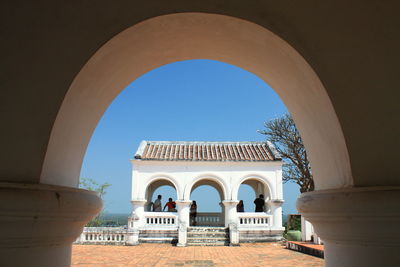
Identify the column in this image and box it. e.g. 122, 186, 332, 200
129, 199, 147, 228
297, 186, 400, 267
175, 200, 191, 247
222, 200, 239, 227
301, 216, 313, 242
0, 182, 102, 267
268, 199, 284, 230
126, 199, 146, 245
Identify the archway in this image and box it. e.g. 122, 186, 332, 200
144, 178, 178, 212
237, 178, 271, 213
40, 12, 351, 193
189, 178, 227, 226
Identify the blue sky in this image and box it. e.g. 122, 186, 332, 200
80, 59, 301, 215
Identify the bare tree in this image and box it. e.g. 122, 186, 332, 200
258, 113, 314, 193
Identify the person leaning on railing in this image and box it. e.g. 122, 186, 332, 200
163, 198, 177, 212
254, 194, 265, 212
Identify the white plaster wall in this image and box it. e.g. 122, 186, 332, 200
131, 160, 283, 202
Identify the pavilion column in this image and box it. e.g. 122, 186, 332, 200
0, 182, 102, 267
126, 199, 147, 245
297, 186, 400, 267
175, 200, 191, 247
268, 199, 284, 230
222, 200, 239, 227
129, 199, 147, 228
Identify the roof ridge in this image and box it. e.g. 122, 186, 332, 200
133, 140, 281, 162
144, 140, 268, 144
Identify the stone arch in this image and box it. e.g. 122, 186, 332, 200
184, 174, 229, 201
143, 175, 182, 200
40, 12, 352, 191
143, 175, 181, 211
232, 175, 275, 201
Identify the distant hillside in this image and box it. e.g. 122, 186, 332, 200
98, 213, 129, 226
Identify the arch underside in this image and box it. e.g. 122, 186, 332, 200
242, 180, 270, 200
40, 13, 352, 191
190, 179, 225, 202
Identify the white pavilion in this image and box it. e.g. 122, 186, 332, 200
76, 140, 285, 246
127, 140, 285, 246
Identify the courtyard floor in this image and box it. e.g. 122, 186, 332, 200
72, 243, 324, 267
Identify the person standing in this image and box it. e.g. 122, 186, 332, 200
254, 194, 265, 212
152, 195, 162, 212
190, 200, 197, 226
237, 200, 244, 212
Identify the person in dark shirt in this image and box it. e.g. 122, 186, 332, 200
254, 194, 265, 212
190, 201, 197, 226
237, 200, 244, 212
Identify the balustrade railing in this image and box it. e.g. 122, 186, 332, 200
144, 212, 178, 226
238, 212, 271, 227
78, 227, 127, 244
195, 212, 224, 226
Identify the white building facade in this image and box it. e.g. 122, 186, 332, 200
126, 141, 285, 246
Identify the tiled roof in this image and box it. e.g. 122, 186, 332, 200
134, 141, 281, 162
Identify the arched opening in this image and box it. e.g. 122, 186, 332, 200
189, 178, 227, 226
144, 179, 178, 212
41, 13, 352, 193
36, 11, 352, 263
237, 178, 271, 213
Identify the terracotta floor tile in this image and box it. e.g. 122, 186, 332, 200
72, 243, 324, 267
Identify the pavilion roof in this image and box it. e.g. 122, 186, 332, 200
133, 141, 281, 162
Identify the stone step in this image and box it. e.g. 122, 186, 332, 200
187, 226, 230, 246
139, 237, 178, 244
139, 230, 178, 239
187, 232, 229, 238
187, 237, 228, 242
187, 227, 228, 233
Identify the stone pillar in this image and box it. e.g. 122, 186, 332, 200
130, 199, 147, 228
0, 182, 102, 267
297, 187, 400, 267
126, 228, 139, 246
175, 200, 191, 247
268, 199, 284, 230
222, 200, 239, 227
301, 216, 313, 242
228, 222, 240, 246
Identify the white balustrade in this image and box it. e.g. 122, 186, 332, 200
144, 212, 178, 226
238, 212, 271, 228
195, 212, 224, 226
77, 227, 128, 244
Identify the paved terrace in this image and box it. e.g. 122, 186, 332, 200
72, 243, 323, 267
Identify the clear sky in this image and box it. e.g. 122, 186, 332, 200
80, 59, 301, 215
